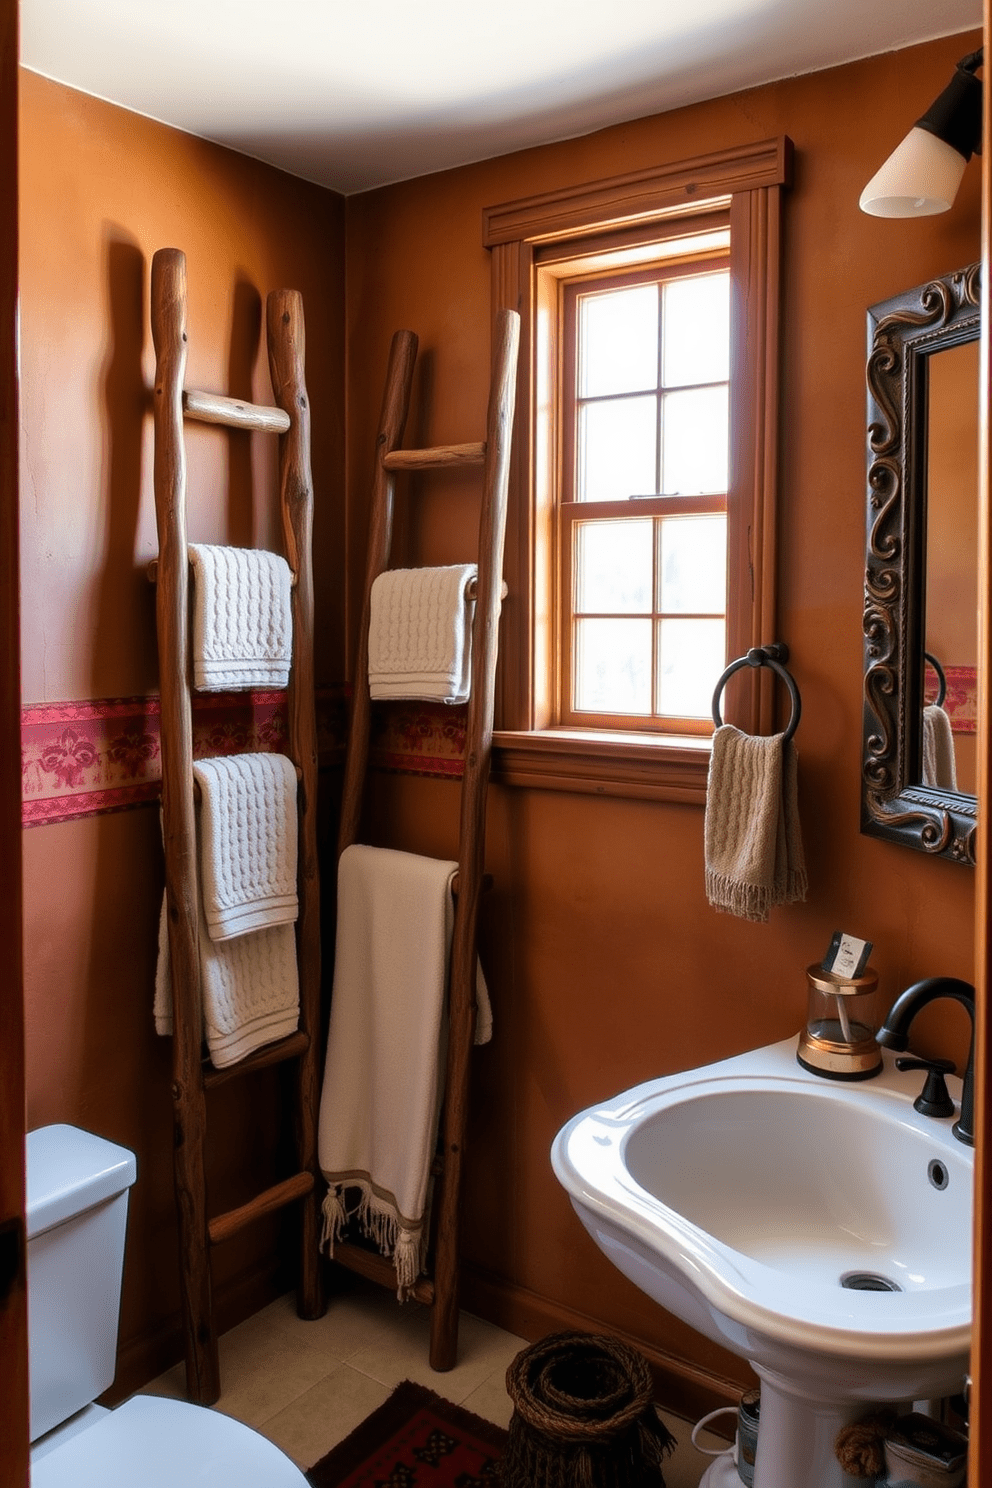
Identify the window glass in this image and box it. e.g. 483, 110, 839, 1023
562, 262, 731, 731
579, 284, 658, 397
575, 519, 653, 612
578, 396, 656, 502
661, 385, 728, 495
658, 515, 727, 614
662, 273, 731, 386
657, 618, 727, 717
574, 618, 653, 714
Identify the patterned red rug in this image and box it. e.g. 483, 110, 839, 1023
305, 1379, 507, 1487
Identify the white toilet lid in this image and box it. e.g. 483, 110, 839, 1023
30, 1394, 309, 1487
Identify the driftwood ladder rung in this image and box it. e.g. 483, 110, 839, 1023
151, 245, 325, 1407
146, 557, 299, 590
182, 387, 292, 433
331, 1240, 436, 1304
333, 309, 520, 1371
381, 440, 486, 471
201, 1029, 310, 1090
207, 1172, 316, 1247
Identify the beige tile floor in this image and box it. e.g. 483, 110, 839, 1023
142, 1275, 726, 1484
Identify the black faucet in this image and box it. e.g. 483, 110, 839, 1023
876, 977, 975, 1146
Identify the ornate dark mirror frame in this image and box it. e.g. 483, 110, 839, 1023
862, 263, 980, 865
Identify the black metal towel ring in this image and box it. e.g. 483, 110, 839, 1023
711, 642, 802, 744
924, 651, 947, 708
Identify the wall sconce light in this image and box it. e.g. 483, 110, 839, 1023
860, 48, 983, 217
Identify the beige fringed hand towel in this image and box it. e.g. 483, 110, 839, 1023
318, 844, 492, 1299
704, 725, 807, 922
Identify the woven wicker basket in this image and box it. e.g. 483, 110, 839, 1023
501, 1331, 675, 1487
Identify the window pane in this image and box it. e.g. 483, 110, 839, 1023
575, 519, 653, 614
661, 385, 728, 495
657, 618, 726, 717
662, 272, 730, 387
578, 396, 657, 502
659, 515, 727, 615
579, 284, 658, 398
574, 618, 652, 714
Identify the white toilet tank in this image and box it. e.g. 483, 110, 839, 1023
26, 1124, 137, 1442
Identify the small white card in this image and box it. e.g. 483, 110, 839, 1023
823, 931, 872, 980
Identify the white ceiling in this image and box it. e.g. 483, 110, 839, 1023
20, 0, 982, 195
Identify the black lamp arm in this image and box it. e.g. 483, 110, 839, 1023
917, 48, 983, 161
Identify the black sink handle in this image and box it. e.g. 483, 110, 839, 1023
896, 1056, 957, 1119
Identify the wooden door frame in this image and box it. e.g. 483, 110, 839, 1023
0, 0, 27, 1482
972, 5, 992, 1481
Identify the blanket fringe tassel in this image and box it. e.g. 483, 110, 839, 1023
321, 1182, 425, 1301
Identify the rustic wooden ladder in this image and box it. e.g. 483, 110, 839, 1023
150, 246, 325, 1405
332, 309, 520, 1370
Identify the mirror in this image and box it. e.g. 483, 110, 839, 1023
862, 263, 980, 866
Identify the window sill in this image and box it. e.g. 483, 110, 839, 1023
491, 728, 710, 804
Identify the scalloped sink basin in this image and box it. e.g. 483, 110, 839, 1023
551, 1038, 972, 1488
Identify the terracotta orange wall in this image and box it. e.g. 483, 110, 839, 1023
345, 33, 983, 1397
18, 70, 345, 1391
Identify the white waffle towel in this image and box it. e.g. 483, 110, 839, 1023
193, 753, 298, 942
368, 564, 476, 703
154, 898, 299, 1069
189, 544, 293, 692
318, 844, 492, 1298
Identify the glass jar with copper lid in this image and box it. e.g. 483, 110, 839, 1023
797, 964, 882, 1079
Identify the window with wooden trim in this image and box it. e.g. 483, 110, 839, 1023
558, 253, 730, 734
484, 139, 792, 801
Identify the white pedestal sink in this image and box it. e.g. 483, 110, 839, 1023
551, 1039, 972, 1488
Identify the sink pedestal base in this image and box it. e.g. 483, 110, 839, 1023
750, 1369, 870, 1488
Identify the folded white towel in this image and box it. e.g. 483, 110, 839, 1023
154, 896, 299, 1069
318, 844, 492, 1298
189, 544, 293, 692
193, 753, 298, 942
922, 703, 958, 791
368, 564, 476, 703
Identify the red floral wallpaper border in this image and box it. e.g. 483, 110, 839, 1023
21, 663, 976, 828
22, 693, 292, 828
21, 690, 466, 827
926, 665, 978, 735
369, 700, 468, 779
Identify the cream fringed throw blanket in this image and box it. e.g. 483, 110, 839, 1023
318, 844, 492, 1298
704, 725, 807, 923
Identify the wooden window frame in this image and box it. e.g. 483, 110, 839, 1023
558, 257, 731, 734
483, 137, 793, 803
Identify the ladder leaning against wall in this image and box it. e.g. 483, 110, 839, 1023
329, 308, 520, 1369
150, 246, 325, 1405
